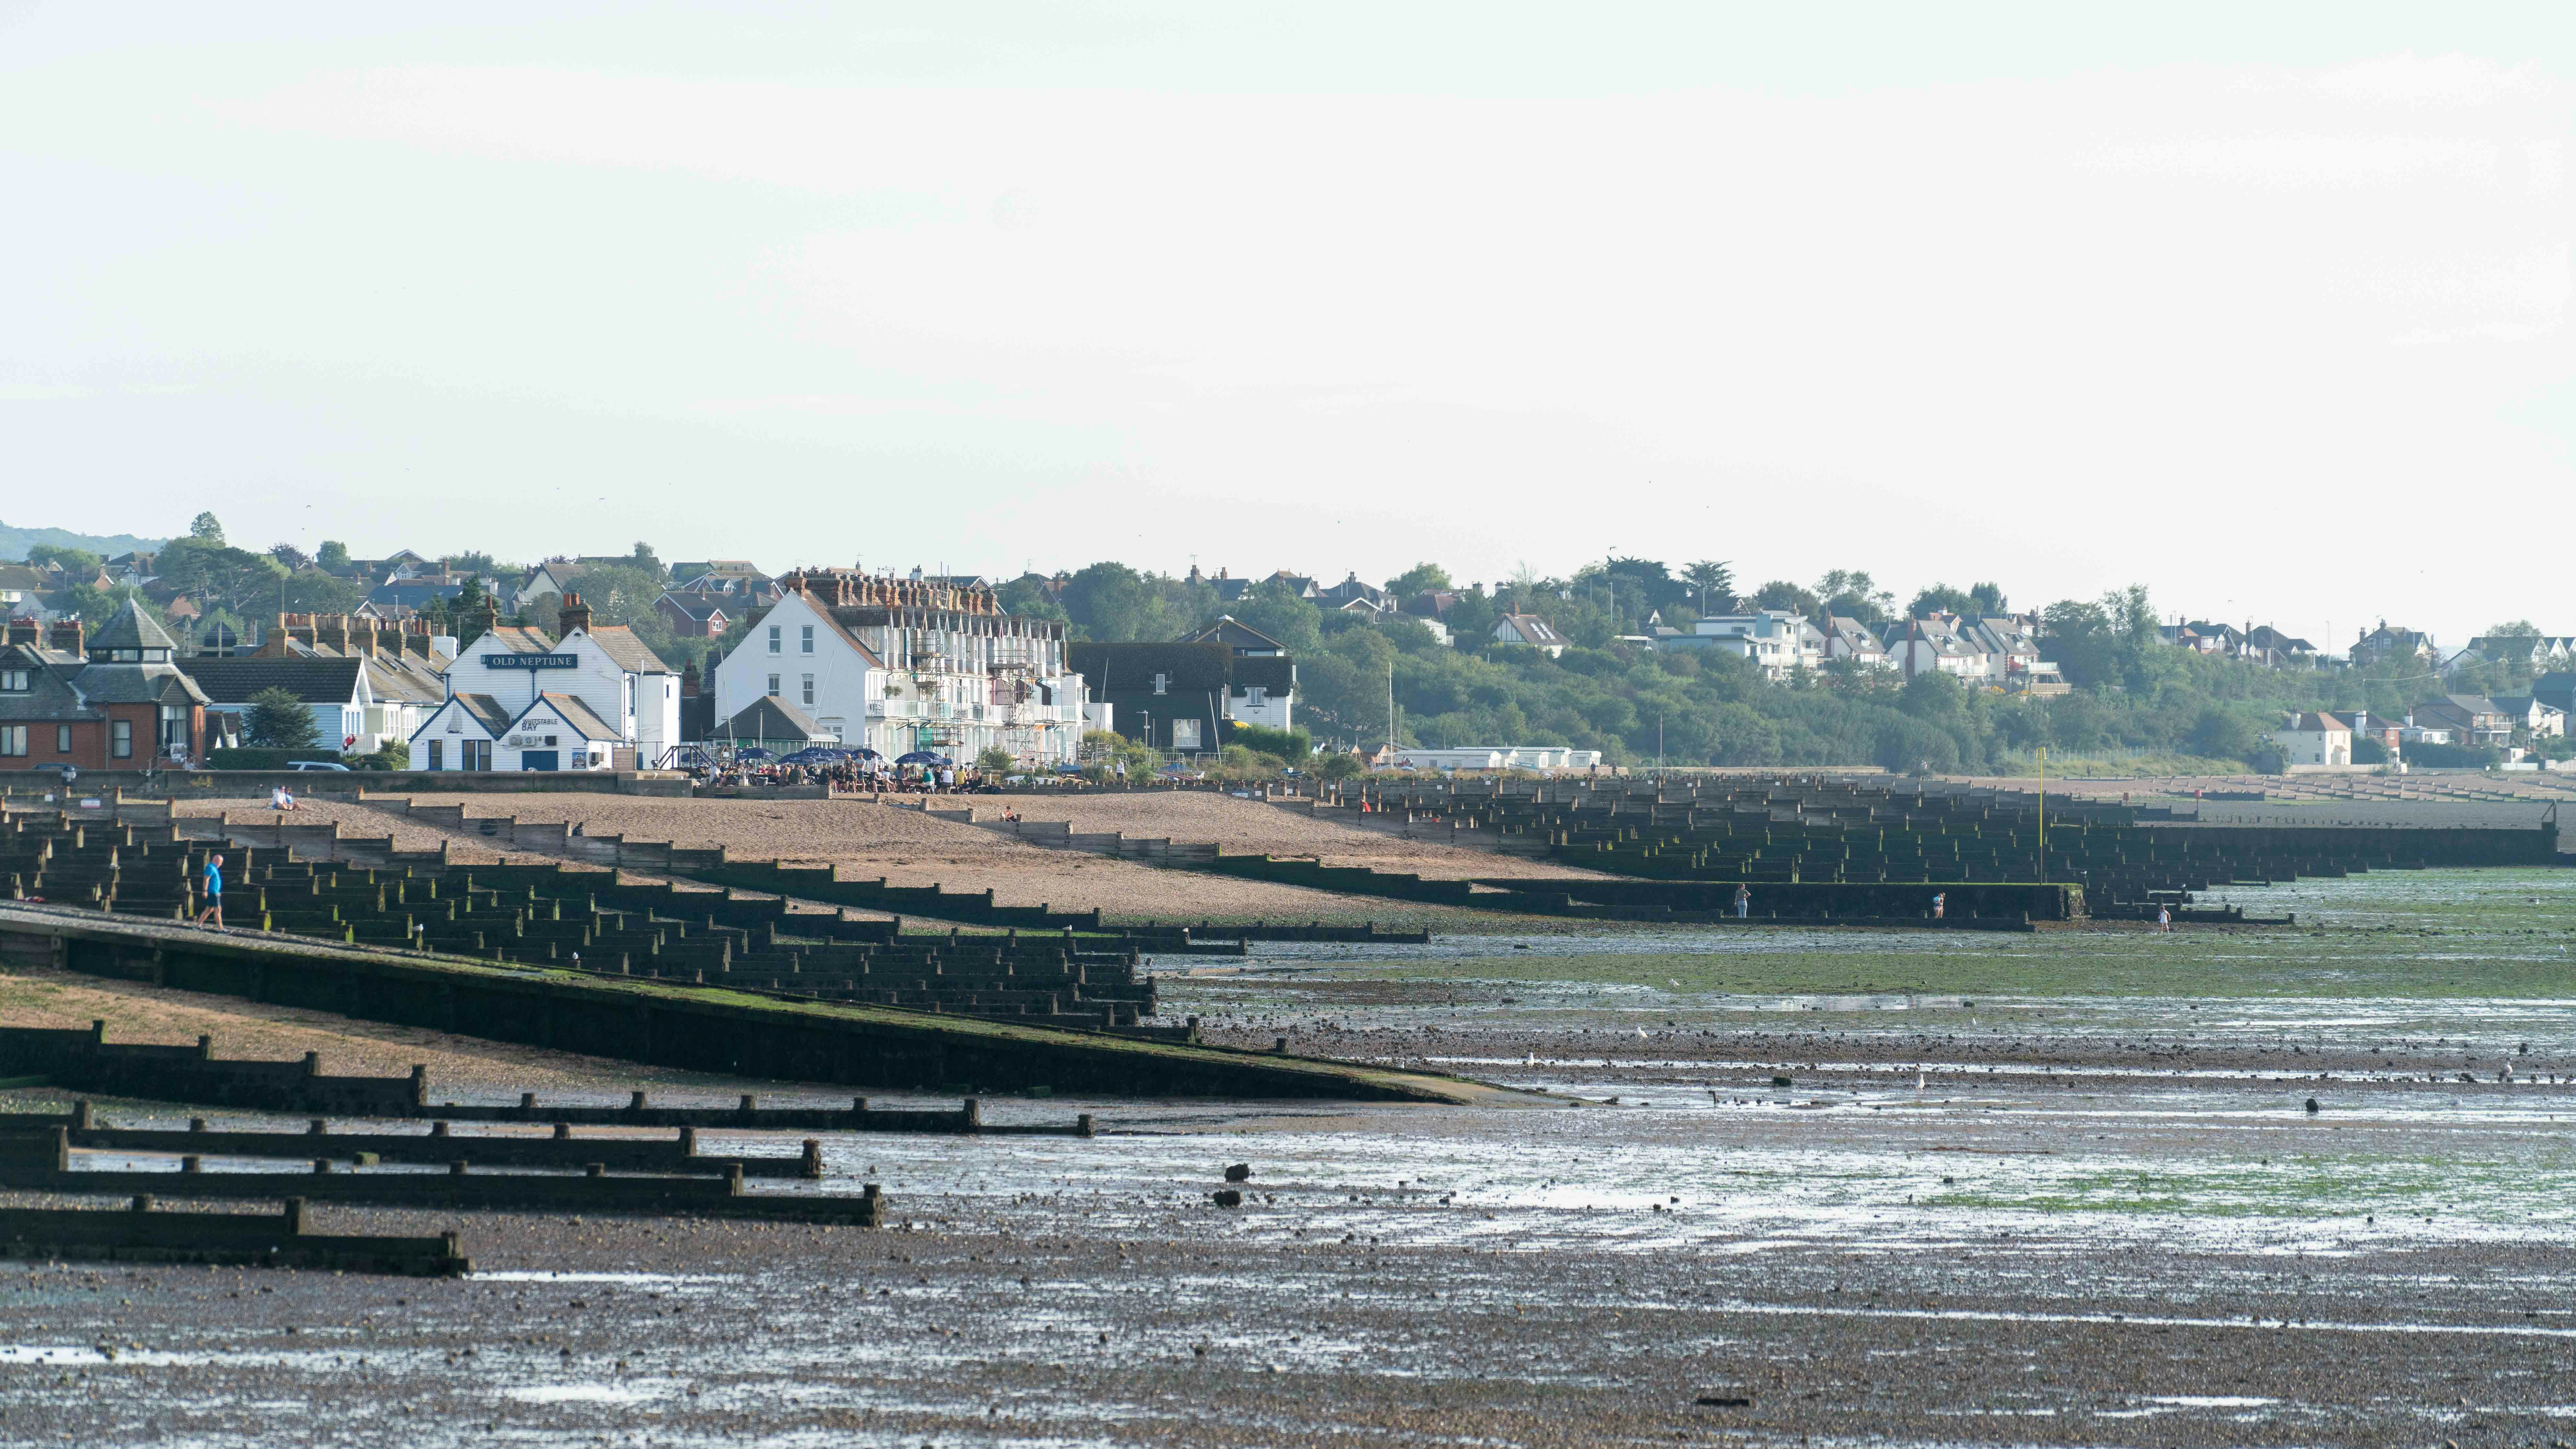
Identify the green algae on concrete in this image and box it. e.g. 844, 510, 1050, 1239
0, 902, 1520, 1104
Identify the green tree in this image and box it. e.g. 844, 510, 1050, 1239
1315, 751, 1365, 780
2190, 707, 2258, 762
1388, 563, 1453, 597
24, 544, 100, 573
1815, 569, 1895, 626
1967, 581, 2009, 614
279, 570, 365, 614
1062, 562, 1158, 640
630, 541, 663, 577
2038, 600, 2116, 688
1752, 580, 1822, 621
315, 540, 351, 572
244, 686, 320, 750
189, 512, 226, 545
153, 538, 288, 620
1234, 580, 1326, 656
975, 745, 1017, 774
1907, 582, 1973, 618
998, 575, 1070, 623
1681, 561, 1734, 617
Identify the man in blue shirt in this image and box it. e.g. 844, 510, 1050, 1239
194, 853, 225, 928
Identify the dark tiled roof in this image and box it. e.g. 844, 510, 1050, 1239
1067, 642, 1234, 694
1230, 656, 1295, 692
0, 642, 96, 722
90, 598, 178, 653
177, 658, 364, 706
720, 694, 834, 742
72, 662, 206, 706
530, 692, 623, 741
455, 694, 511, 735
1180, 617, 1285, 653
473, 625, 557, 656
359, 656, 448, 705
582, 624, 671, 674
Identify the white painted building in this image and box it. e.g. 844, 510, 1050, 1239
711, 570, 1086, 764
2272, 711, 2353, 767
1684, 611, 1820, 680
409, 596, 678, 769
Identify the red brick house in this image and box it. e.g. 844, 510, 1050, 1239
0, 601, 209, 771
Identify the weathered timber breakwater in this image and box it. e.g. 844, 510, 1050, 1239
1285, 775, 2556, 917
0, 900, 1505, 1102
1, 1197, 473, 1276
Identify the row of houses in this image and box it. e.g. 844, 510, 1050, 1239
1491, 606, 2071, 694
2271, 693, 2567, 768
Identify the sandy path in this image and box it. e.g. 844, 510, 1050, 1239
952, 792, 1602, 880
345, 794, 1559, 928
172, 798, 546, 864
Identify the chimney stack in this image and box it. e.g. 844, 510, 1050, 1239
48, 618, 84, 655
4, 617, 37, 648
558, 592, 592, 636
314, 615, 349, 655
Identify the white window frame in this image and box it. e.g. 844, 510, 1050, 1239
0, 725, 24, 756
111, 719, 132, 758
800, 625, 814, 654
801, 674, 815, 706
767, 625, 782, 654
767, 674, 781, 697
1152, 673, 1168, 695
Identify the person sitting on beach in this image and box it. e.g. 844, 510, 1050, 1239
270, 785, 299, 812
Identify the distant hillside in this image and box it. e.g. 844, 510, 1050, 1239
0, 519, 170, 562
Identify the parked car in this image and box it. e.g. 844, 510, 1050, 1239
287, 760, 352, 771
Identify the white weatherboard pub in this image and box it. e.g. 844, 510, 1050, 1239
407, 595, 679, 771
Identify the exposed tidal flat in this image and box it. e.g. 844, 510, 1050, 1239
4, 869, 2571, 1445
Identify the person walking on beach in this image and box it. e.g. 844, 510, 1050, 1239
194, 853, 225, 928
2156, 904, 2172, 932
1733, 883, 1751, 919
1931, 890, 1946, 920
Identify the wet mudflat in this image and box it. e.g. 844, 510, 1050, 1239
4, 870, 2571, 1446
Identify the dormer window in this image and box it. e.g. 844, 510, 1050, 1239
0, 669, 27, 691
1152, 673, 1169, 695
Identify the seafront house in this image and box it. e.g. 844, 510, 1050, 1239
2351, 622, 2436, 668
177, 655, 441, 756
2489, 696, 2565, 740
2407, 695, 2513, 749
1678, 610, 1820, 679
1066, 639, 1293, 754
653, 590, 735, 638
410, 594, 679, 770
2272, 711, 2354, 767
1493, 613, 1570, 658
709, 569, 1087, 764
0, 604, 208, 771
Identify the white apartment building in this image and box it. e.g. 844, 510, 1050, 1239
1684, 611, 1821, 680
711, 570, 1086, 764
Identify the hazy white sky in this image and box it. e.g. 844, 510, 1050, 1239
3, 3, 2567, 648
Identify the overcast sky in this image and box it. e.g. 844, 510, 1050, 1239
3, 3, 2567, 649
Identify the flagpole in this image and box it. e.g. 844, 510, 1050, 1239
2036, 746, 2047, 882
